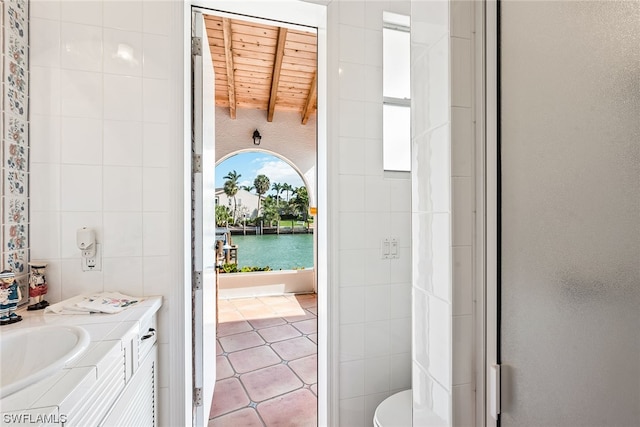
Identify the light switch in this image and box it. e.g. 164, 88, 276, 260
390, 238, 398, 258
381, 238, 390, 259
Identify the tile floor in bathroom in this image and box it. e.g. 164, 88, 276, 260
209, 293, 318, 427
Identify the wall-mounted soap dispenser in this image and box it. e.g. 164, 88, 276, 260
77, 227, 101, 271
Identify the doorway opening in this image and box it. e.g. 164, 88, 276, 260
196, 7, 322, 426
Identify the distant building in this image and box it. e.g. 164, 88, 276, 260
215, 188, 261, 219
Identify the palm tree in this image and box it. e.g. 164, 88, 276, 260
253, 174, 270, 216
215, 205, 233, 227
223, 170, 241, 222
261, 195, 281, 225
240, 184, 254, 193
223, 181, 238, 223
271, 182, 283, 206
291, 186, 309, 220
282, 183, 293, 202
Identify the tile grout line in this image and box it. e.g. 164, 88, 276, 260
210, 295, 318, 426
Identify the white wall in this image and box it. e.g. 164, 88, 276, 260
215, 107, 317, 204
410, 1, 476, 425
28, 1, 184, 424
328, 1, 414, 425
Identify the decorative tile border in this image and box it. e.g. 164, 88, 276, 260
4, 139, 27, 171
1, 0, 28, 280
8, 0, 27, 17
15, 273, 28, 305
5, 59, 26, 94
4, 223, 27, 252
5, 3, 26, 40
4, 86, 26, 117
3, 169, 27, 196
3, 248, 27, 274
3, 196, 27, 224
5, 29, 27, 68
4, 116, 27, 147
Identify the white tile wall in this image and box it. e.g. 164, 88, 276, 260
449, 18, 476, 422
340, 323, 365, 361
31, 0, 60, 21
60, 69, 103, 118
60, 117, 103, 164
28, 2, 175, 424
103, 29, 143, 76
340, 286, 365, 324
30, 66, 61, 116
30, 114, 61, 163
60, 1, 102, 27
103, 120, 143, 166
60, 23, 102, 72
339, 396, 365, 427
411, 0, 476, 425
30, 18, 60, 68
334, 1, 413, 425
103, 75, 142, 120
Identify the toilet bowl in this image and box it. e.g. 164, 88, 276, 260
373, 389, 412, 427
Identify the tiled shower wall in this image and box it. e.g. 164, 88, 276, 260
411, 1, 475, 425
1, 0, 29, 302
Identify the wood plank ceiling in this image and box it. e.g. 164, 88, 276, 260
204, 15, 317, 125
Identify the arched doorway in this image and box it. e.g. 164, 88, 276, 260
214, 150, 317, 296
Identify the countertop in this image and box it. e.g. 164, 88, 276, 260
0, 296, 162, 423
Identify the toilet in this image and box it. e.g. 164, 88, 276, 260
373, 389, 412, 427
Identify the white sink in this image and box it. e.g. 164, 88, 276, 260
0, 325, 90, 398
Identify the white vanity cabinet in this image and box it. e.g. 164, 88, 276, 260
100, 313, 158, 426
0, 297, 162, 427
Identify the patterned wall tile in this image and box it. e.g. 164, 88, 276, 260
8, 0, 27, 15
14, 273, 28, 305
5, 59, 26, 94
3, 169, 26, 195
2, 0, 29, 306
4, 223, 27, 251
5, 29, 27, 68
3, 196, 27, 223
4, 139, 27, 171
3, 248, 27, 274
4, 116, 27, 147
4, 86, 26, 117
5, 3, 26, 40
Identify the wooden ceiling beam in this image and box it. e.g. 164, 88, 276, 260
222, 17, 237, 119
301, 69, 317, 125
267, 27, 287, 122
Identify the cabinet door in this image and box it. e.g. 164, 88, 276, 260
101, 344, 157, 427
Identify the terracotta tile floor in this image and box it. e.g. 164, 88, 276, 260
209, 294, 318, 427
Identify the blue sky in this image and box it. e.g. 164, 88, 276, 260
215, 152, 304, 193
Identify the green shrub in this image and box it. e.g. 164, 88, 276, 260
219, 264, 272, 273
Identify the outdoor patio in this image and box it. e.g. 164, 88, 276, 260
209, 294, 318, 426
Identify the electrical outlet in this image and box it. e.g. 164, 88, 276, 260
82, 249, 95, 258
82, 243, 102, 271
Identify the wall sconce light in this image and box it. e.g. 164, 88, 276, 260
252, 129, 262, 145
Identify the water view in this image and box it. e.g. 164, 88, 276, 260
232, 234, 313, 271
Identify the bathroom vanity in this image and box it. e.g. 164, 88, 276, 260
0, 296, 162, 426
